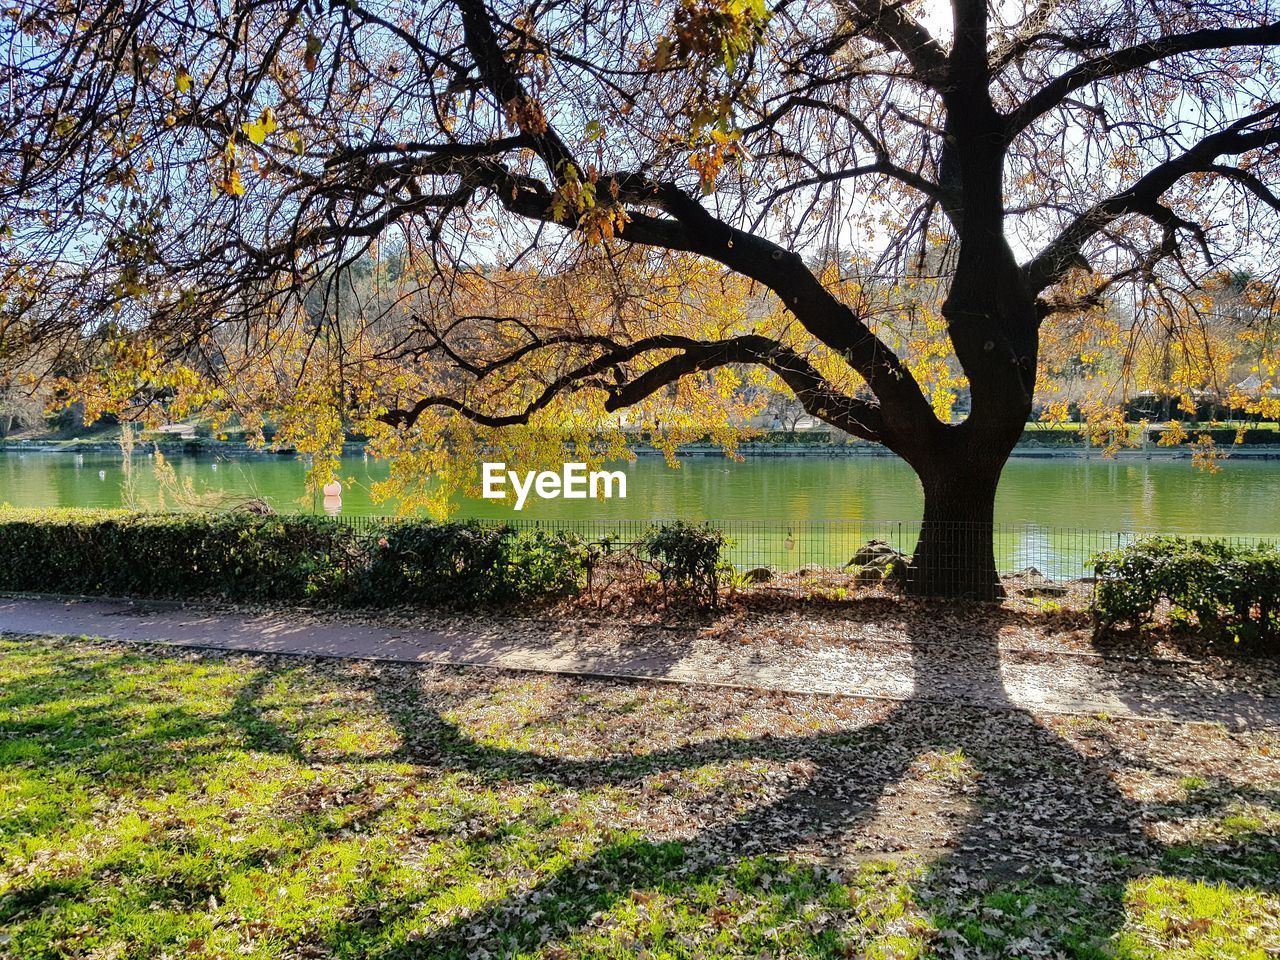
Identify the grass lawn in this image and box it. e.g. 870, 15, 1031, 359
1, 634, 1278, 959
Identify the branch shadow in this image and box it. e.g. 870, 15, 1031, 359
299, 610, 1266, 957
6, 618, 1276, 957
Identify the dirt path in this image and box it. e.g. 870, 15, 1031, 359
3, 595, 1278, 728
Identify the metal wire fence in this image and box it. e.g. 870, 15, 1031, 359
331, 515, 1279, 583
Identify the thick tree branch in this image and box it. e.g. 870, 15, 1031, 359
1208, 164, 1280, 213
604, 336, 887, 441
453, 0, 576, 179
324, 135, 531, 170
1023, 105, 1280, 294
1007, 23, 1280, 137
440, 0, 939, 434
950, 0, 990, 86
840, 0, 949, 85
479, 162, 935, 431
379, 334, 887, 442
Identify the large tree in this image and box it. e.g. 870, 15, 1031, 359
2, 0, 1279, 595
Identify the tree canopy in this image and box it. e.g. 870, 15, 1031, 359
2, 0, 1279, 591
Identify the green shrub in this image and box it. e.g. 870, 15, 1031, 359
361, 520, 513, 606
0, 509, 588, 609
502, 528, 591, 598
1093, 537, 1280, 648
361, 521, 588, 606
641, 521, 730, 606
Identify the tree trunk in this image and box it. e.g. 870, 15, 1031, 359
892, 112, 1033, 601
908, 465, 1004, 600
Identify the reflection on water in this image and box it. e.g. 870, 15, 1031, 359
1, 450, 1278, 576
2, 450, 1278, 530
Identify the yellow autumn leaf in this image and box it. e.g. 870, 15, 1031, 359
176, 68, 193, 94
241, 108, 278, 146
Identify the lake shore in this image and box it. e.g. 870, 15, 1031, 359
5, 437, 1280, 459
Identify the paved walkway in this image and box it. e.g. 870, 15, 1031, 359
3, 596, 1279, 728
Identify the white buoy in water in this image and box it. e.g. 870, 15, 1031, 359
322, 480, 342, 516
98, 470, 106, 480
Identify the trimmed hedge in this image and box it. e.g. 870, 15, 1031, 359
1146, 427, 1280, 446
1023, 426, 1280, 447
1093, 537, 1280, 648
0, 509, 589, 609
1019, 428, 1089, 446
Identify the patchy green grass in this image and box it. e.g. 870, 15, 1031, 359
1118, 876, 1278, 959
911, 748, 975, 785
1, 635, 1278, 959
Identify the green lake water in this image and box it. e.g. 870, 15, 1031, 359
2, 450, 1277, 576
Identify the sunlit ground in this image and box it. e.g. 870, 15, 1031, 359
1, 635, 1277, 958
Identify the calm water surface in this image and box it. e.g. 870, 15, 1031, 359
2, 449, 1277, 536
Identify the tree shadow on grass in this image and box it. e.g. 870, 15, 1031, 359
291, 612, 1276, 958
3, 626, 1278, 958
